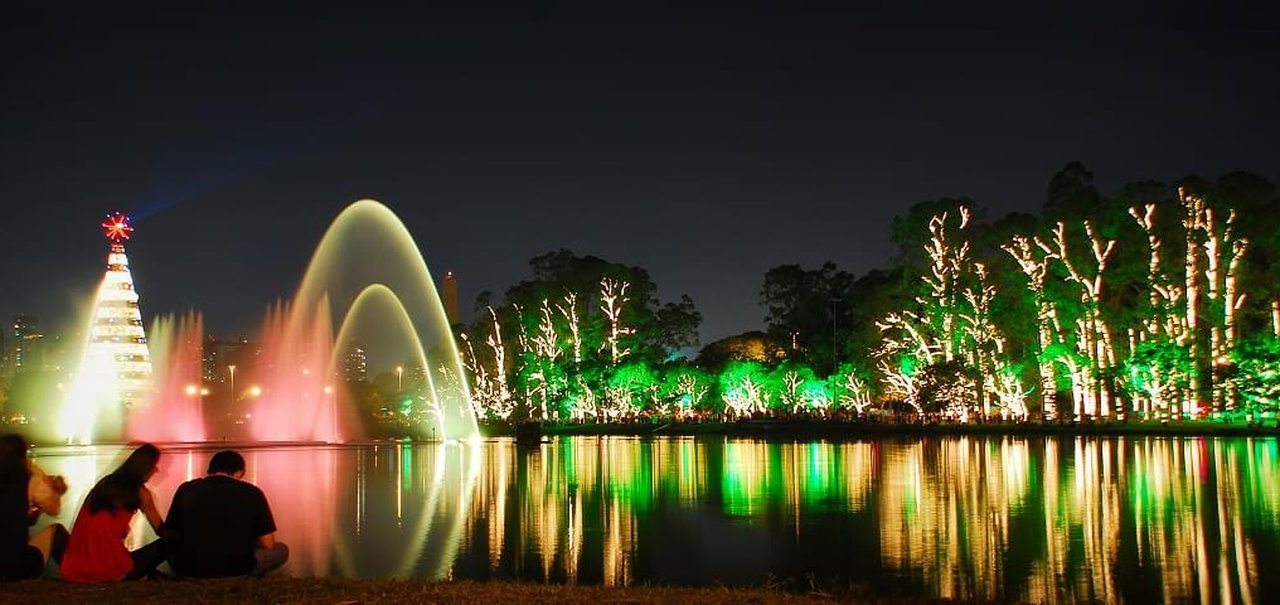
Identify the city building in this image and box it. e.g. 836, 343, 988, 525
201, 334, 219, 383
10, 314, 45, 376
205, 336, 259, 389
442, 271, 459, 326
342, 340, 368, 383
42, 334, 73, 374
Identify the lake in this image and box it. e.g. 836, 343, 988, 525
31, 435, 1280, 602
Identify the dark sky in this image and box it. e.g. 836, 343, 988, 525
3, 3, 1278, 347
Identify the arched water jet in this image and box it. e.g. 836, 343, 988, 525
390, 440, 482, 579
331, 284, 443, 439
293, 199, 478, 441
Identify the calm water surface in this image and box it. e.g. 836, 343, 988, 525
32, 436, 1280, 603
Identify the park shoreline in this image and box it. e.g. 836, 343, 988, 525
481, 418, 1280, 440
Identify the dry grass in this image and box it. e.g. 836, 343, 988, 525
0, 577, 917, 605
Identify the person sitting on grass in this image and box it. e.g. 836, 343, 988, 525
165, 450, 288, 578
60, 443, 167, 582
1, 434, 69, 580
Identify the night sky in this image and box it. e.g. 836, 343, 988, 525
4, 3, 1278, 346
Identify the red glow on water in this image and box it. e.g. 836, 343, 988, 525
143, 448, 349, 578
246, 448, 345, 576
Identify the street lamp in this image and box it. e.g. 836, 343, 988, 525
228, 365, 237, 397
396, 365, 404, 392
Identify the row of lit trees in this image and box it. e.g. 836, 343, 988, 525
459, 167, 1280, 423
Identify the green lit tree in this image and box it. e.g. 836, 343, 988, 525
1227, 337, 1280, 422
1121, 341, 1192, 420
718, 361, 773, 418
464, 250, 701, 423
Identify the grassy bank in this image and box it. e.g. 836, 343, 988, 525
1, 577, 904, 605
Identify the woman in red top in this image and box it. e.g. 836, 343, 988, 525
60, 444, 167, 582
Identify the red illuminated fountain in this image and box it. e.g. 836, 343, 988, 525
249, 299, 343, 443
130, 311, 207, 443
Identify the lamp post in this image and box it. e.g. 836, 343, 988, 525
228, 364, 237, 398
396, 365, 404, 392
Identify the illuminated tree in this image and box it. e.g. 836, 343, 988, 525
603, 361, 658, 419
1126, 187, 1251, 416
916, 360, 978, 421
556, 291, 583, 364
1227, 337, 1280, 420
599, 277, 634, 365
1041, 220, 1117, 419
878, 356, 922, 413
835, 368, 873, 415
464, 251, 701, 423
769, 363, 829, 415
877, 204, 1025, 420
718, 361, 772, 418
1121, 341, 1191, 420
1002, 234, 1065, 419
663, 367, 712, 419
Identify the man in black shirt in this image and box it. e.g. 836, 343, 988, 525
165, 450, 289, 577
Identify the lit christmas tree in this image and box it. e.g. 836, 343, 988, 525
60, 213, 153, 443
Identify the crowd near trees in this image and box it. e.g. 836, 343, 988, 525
460, 165, 1280, 425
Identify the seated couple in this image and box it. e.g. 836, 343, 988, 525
58, 446, 289, 581
165, 449, 290, 578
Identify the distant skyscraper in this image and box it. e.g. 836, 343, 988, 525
42, 334, 72, 374
209, 337, 257, 386
442, 271, 459, 326
342, 340, 368, 383
201, 334, 219, 383
10, 314, 44, 375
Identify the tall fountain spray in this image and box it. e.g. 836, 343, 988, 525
249, 199, 479, 442
58, 214, 154, 444
250, 297, 340, 442
128, 311, 207, 442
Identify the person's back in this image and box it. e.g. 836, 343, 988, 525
166, 451, 286, 578
1, 433, 68, 581
0, 470, 41, 580
59, 495, 134, 582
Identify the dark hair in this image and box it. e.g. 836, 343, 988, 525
207, 450, 245, 475
86, 443, 161, 514
117, 444, 161, 480
0, 434, 30, 487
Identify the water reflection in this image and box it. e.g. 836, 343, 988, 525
30, 436, 1280, 602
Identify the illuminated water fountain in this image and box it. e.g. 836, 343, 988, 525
58, 201, 477, 444
248, 199, 478, 442
128, 311, 207, 443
